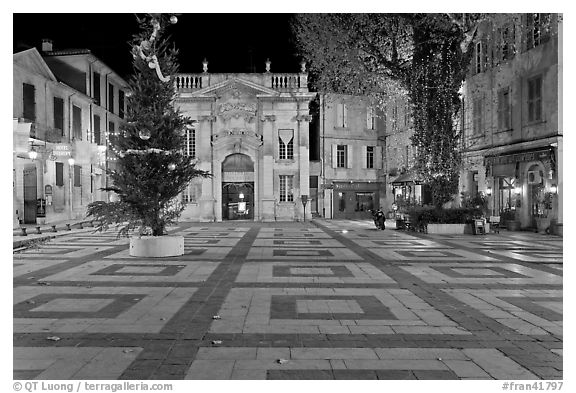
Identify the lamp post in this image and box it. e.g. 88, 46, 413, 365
301, 194, 308, 222
68, 157, 75, 219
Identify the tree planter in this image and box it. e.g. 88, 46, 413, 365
507, 220, 521, 231
426, 223, 472, 234
535, 217, 550, 234
130, 235, 184, 258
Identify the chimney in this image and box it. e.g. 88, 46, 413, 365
41, 39, 53, 52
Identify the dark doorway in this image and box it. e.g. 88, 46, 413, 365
222, 183, 254, 220
23, 165, 37, 224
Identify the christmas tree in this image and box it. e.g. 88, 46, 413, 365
87, 14, 210, 237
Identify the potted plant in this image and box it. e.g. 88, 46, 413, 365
534, 192, 553, 233
86, 14, 210, 257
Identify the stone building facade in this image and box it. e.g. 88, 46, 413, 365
13, 42, 128, 226
174, 69, 316, 222
316, 94, 385, 219
460, 13, 562, 232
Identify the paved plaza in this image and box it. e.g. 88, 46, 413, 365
13, 219, 563, 380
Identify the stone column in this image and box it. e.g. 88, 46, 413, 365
297, 113, 312, 221
260, 114, 276, 221
198, 115, 216, 222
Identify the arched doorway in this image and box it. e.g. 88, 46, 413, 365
222, 153, 254, 220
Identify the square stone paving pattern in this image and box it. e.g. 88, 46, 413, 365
13, 220, 563, 380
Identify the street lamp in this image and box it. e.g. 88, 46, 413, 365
301, 194, 308, 222
550, 184, 558, 194
28, 147, 38, 160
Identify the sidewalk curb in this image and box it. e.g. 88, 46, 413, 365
12, 227, 102, 250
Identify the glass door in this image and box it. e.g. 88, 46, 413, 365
222, 183, 254, 220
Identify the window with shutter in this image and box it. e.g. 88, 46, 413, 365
336, 145, 347, 168
54, 97, 64, 135
55, 162, 64, 186
93, 72, 101, 105
119, 90, 125, 119
366, 106, 376, 130
473, 98, 483, 134
72, 105, 82, 140
497, 87, 511, 130
74, 165, 81, 187
528, 75, 542, 123
336, 103, 347, 127
366, 146, 374, 169
94, 115, 101, 145
108, 83, 114, 114
23, 83, 36, 121
382, 106, 387, 133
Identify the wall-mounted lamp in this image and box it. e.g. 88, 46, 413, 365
239, 193, 244, 200
514, 186, 522, 195
550, 184, 558, 194
486, 187, 492, 196
68, 157, 75, 166
28, 147, 38, 161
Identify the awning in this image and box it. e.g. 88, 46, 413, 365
391, 171, 423, 186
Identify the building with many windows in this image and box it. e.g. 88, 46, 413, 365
316, 94, 385, 219
460, 13, 562, 233
13, 40, 129, 225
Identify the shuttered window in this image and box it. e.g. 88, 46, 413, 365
93, 72, 101, 105
528, 75, 542, 123
55, 162, 64, 186
23, 83, 36, 121
72, 105, 82, 140
94, 115, 101, 145
108, 83, 114, 113
336, 103, 347, 127
119, 90, 125, 118
73, 165, 81, 187
54, 97, 64, 135
366, 146, 374, 169
337, 145, 347, 168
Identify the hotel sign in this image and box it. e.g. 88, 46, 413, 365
52, 145, 72, 157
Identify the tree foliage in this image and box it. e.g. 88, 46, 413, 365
292, 13, 481, 207
87, 14, 211, 237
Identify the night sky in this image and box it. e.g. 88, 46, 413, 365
13, 13, 302, 79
